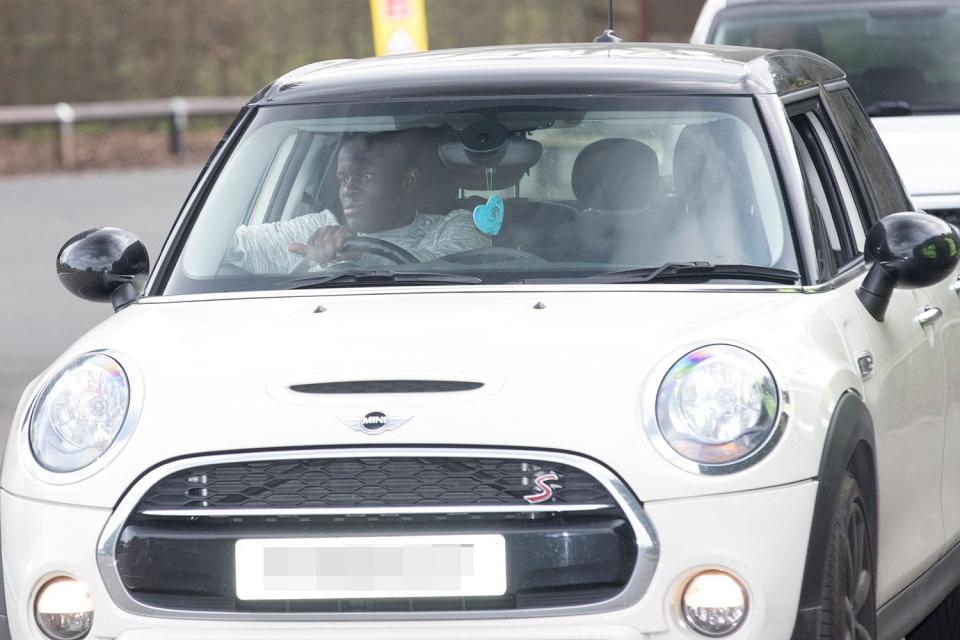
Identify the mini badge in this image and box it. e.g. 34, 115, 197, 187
473, 194, 505, 236
341, 412, 412, 435
523, 471, 561, 504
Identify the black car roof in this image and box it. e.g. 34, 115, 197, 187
252, 43, 844, 105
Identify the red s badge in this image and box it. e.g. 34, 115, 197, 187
523, 471, 560, 504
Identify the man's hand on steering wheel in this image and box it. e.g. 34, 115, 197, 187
286, 227, 422, 274
288, 225, 358, 267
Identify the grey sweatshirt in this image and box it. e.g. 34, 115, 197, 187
225, 210, 490, 274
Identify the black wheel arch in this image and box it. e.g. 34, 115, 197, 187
791, 390, 878, 640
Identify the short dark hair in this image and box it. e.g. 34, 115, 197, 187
341, 130, 418, 166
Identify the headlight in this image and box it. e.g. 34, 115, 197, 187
29, 353, 133, 473
655, 345, 779, 467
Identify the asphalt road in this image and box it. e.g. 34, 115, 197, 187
0, 166, 201, 446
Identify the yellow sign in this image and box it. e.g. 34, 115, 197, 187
370, 0, 429, 56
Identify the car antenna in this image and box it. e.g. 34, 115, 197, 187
593, 0, 623, 43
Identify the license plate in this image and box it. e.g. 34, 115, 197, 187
235, 534, 507, 600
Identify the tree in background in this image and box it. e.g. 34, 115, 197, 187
0, 0, 704, 106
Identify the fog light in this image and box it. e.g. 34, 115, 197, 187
34, 577, 93, 640
681, 570, 748, 636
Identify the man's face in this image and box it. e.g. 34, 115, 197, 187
336, 136, 417, 233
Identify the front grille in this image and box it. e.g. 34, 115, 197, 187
136, 456, 611, 512
101, 449, 658, 620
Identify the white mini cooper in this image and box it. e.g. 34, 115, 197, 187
5, 43, 960, 640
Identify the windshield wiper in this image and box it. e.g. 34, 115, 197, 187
288, 270, 482, 289
585, 262, 800, 284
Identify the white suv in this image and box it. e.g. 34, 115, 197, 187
692, 0, 960, 225
4, 43, 960, 640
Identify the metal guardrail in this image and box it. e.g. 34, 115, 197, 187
0, 96, 247, 168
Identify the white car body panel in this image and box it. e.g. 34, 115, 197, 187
873, 115, 960, 210
5, 287, 853, 508
5, 275, 958, 617
932, 269, 960, 550
690, 0, 728, 45
826, 283, 948, 602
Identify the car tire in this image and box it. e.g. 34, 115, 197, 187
820, 472, 877, 639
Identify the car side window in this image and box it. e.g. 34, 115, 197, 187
279, 135, 340, 222
790, 103, 867, 278
824, 88, 912, 218
245, 133, 298, 226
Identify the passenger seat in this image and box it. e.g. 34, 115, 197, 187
672, 119, 770, 265
569, 138, 667, 264
572, 138, 661, 213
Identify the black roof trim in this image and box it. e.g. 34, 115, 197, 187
252, 43, 843, 106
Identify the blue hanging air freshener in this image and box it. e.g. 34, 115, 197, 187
473, 194, 505, 236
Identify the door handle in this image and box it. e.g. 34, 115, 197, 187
951, 277, 960, 296
917, 305, 943, 328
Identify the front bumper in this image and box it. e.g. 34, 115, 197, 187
1, 480, 816, 639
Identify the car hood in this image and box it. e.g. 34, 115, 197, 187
4, 288, 845, 506
874, 114, 960, 202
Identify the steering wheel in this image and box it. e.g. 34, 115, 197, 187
289, 236, 421, 274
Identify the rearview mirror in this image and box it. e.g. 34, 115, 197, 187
56, 227, 150, 312
857, 212, 959, 321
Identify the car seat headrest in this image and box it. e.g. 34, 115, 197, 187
672, 118, 771, 264
672, 119, 742, 198
571, 138, 660, 211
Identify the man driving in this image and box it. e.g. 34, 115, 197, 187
224, 129, 490, 274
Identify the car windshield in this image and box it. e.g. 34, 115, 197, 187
162, 96, 798, 294
711, 4, 960, 115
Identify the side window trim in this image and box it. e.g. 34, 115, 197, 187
786, 98, 862, 279
757, 93, 818, 285
806, 114, 867, 252
788, 118, 839, 281
823, 86, 912, 220
842, 86, 913, 209
796, 112, 858, 262
820, 85, 880, 227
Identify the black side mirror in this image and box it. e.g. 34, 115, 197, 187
858, 212, 959, 321
56, 227, 150, 312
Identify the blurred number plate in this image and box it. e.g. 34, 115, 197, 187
235, 534, 506, 600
